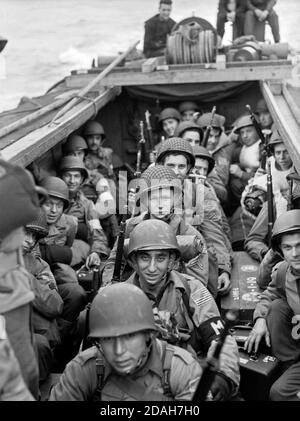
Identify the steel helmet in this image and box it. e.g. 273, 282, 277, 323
62, 135, 88, 155
127, 219, 180, 259
174, 121, 204, 142
255, 99, 269, 114
136, 165, 182, 198
158, 107, 181, 123
193, 145, 215, 174
59, 156, 89, 182
233, 115, 254, 133
178, 101, 200, 114
197, 112, 225, 129
271, 210, 300, 254
40, 176, 70, 209
25, 208, 49, 239
268, 129, 283, 152
0, 160, 47, 239
156, 137, 195, 168
88, 283, 156, 338
82, 120, 105, 137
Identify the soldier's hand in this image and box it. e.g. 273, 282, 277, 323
85, 252, 101, 270
244, 318, 270, 354
229, 164, 243, 179
210, 373, 233, 401
218, 272, 231, 296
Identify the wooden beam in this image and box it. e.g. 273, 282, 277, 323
142, 56, 165, 73
65, 64, 292, 89
282, 82, 300, 124
0, 87, 120, 167
260, 81, 300, 174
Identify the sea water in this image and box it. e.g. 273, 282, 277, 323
0, 0, 300, 112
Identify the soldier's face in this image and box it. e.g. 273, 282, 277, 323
22, 230, 37, 254
67, 150, 85, 161
100, 332, 149, 375
193, 157, 209, 177
164, 154, 188, 179
205, 127, 221, 151
135, 250, 172, 288
182, 110, 197, 122
258, 111, 273, 129
162, 118, 178, 137
240, 126, 259, 147
148, 188, 174, 219
182, 130, 201, 147
62, 170, 84, 192
274, 143, 293, 171
280, 232, 300, 271
159, 4, 172, 20
86, 134, 102, 151
42, 197, 64, 225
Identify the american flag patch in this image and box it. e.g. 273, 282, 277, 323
191, 288, 212, 307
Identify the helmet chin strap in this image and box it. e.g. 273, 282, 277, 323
123, 336, 152, 376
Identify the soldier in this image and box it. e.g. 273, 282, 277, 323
49, 283, 202, 401
82, 120, 114, 179
175, 121, 204, 147
229, 114, 262, 210
157, 107, 181, 140
39, 176, 87, 365
244, 0, 280, 43
155, 137, 233, 297
192, 146, 232, 243
59, 156, 110, 267
255, 98, 274, 132
0, 316, 34, 401
197, 112, 233, 196
62, 134, 88, 162
244, 210, 300, 400
22, 208, 63, 382
125, 220, 240, 400
178, 101, 201, 122
0, 159, 48, 399
192, 144, 229, 206
143, 0, 176, 58
245, 133, 294, 262
103, 165, 210, 291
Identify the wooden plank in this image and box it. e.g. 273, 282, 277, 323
0, 87, 120, 167
282, 82, 300, 124
65, 64, 292, 89
142, 56, 165, 73
261, 80, 300, 175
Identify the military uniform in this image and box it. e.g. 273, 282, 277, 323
49, 338, 201, 401
126, 270, 240, 391
65, 190, 109, 264
0, 317, 34, 401
84, 148, 114, 179
102, 211, 209, 290
0, 229, 39, 399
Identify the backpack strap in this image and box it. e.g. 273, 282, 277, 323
275, 261, 289, 293
160, 340, 175, 398
92, 350, 105, 402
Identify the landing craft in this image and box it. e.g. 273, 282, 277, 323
0, 16, 300, 401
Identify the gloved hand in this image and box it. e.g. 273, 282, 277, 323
210, 373, 233, 401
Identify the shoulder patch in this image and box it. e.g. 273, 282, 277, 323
190, 283, 213, 307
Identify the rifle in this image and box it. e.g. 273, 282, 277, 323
145, 110, 157, 163
192, 310, 238, 401
111, 206, 128, 283
202, 106, 216, 148
267, 159, 274, 247
135, 121, 146, 178
245, 104, 271, 170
